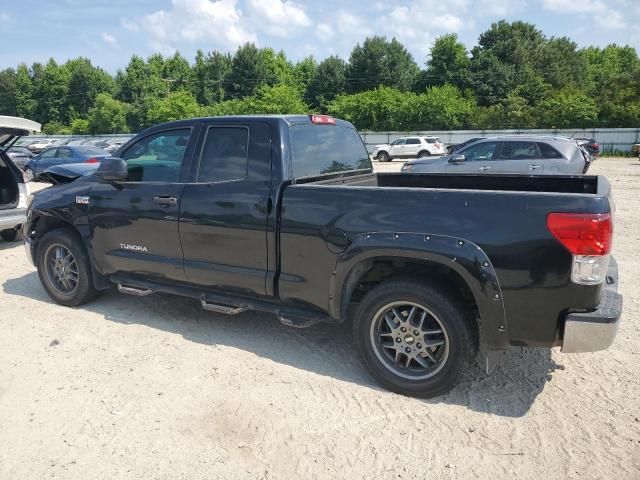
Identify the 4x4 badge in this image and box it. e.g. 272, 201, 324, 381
75, 196, 89, 205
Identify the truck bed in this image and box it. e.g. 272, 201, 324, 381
305, 171, 604, 195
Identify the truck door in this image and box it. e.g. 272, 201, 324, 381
88, 127, 198, 282
179, 122, 272, 295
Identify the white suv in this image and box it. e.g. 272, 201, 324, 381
373, 136, 445, 162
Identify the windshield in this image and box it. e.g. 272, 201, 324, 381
290, 125, 371, 179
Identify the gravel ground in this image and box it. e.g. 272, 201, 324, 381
0, 157, 638, 479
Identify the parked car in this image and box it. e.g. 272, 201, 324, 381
26, 138, 59, 153
0, 116, 40, 241
373, 136, 445, 161
23, 145, 109, 181
574, 137, 600, 158
446, 137, 484, 155
402, 137, 589, 175
24, 114, 622, 398
5, 146, 34, 169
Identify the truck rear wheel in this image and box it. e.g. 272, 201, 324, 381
36, 228, 101, 307
353, 279, 472, 398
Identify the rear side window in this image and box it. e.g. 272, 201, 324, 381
290, 125, 371, 178
499, 141, 539, 160
424, 138, 439, 144
406, 138, 420, 145
537, 142, 564, 159
197, 126, 249, 183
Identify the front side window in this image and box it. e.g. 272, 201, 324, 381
391, 138, 406, 146
121, 129, 190, 182
461, 142, 499, 162
197, 127, 249, 183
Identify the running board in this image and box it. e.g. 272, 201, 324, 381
200, 296, 250, 315
117, 283, 154, 297
109, 275, 339, 328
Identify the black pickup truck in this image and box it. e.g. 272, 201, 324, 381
23, 115, 622, 398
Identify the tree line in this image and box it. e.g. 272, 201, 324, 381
0, 20, 639, 134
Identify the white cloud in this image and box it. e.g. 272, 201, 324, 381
543, 0, 626, 29
335, 10, 371, 36
246, 0, 311, 38
141, 0, 255, 54
102, 32, 117, 46
478, 0, 527, 15
315, 23, 334, 41
120, 17, 139, 32
381, 1, 467, 57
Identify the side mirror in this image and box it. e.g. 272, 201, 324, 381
96, 157, 127, 183
450, 154, 466, 164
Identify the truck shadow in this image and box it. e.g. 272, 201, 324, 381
4, 271, 560, 418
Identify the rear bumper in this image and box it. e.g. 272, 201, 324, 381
561, 257, 623, 353
0, 207, 27, 231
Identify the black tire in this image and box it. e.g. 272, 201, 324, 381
0, 229, 18, 242
417, 150, 430, 158
24, 167, 34, 182
377, 151, 390, 162
36, 228, 101, 307
354, 279, 473, 398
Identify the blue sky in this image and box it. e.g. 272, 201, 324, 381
0, 0, 638, 72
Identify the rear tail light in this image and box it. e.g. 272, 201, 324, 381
310, 114, 336, 125
547, 213, 613, 285
85, 157, 99, 164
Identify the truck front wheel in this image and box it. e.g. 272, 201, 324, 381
354, 279, 473, 398
36, 228, 101, 307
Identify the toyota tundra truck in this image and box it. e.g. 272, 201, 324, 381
23, 115, 623, 398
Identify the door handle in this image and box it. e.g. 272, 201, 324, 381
529, 164, 542, 170
152, 196, 177, 206
479, 166, 492, 171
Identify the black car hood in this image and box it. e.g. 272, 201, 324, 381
37, 163, 99, 185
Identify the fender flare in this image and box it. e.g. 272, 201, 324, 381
329, 232, 510, 351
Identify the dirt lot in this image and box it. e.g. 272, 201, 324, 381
1, 158, 639, 479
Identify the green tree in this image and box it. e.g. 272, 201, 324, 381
536, 89, 598, 128
346, 37, 420, 93
0, 68, 17, 116
32, 58, 70, 125
70, 118, 90, 134
291, 56, 317, 93
192, 50, 232, 105
146, 90, 201, 124
536, 37, 585, 89
88, 93, 129, 134
412, 84, 475, 129
162, 52, 193, 92
207, 84, 308, 116
225, 43, 279, 98
15, 64, 35, 118
305, 56, 348, 110
64, 58, 114, 119
328, 87, 415, 130
42, 121, 71, 135
420, 34, 470, 91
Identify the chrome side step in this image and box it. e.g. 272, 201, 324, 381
117, 283, 154, 297
200, 296, 250, 315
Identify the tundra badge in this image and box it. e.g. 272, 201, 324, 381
120, 243, 149, 253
